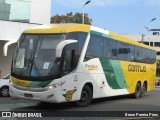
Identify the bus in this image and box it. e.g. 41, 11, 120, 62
9, 24, 156, 106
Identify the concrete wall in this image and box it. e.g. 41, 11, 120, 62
0, 20, 39, 41
30, 0, 51, 24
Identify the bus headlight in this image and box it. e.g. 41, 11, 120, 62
47, 81, 65, 90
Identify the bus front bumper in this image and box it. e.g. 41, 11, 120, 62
9, 84, 64, 103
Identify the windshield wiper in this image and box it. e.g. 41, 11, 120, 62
30, 58, 42, 77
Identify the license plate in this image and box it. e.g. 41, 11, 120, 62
24, 93, 33, 98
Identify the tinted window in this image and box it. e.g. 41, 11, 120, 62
145, 49, 150, 64
150, 50, 156, 64
135, 47, 145, 63
63, 32, 87, 74
107, 39, 117, 59
67, 32, 87, 52
84, 32, 156, 64
117, 42, 130, 60
128, 44, 135, 61
62, 43, 77, 74
85, 34, 103, 61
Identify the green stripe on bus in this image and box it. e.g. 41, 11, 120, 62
110, 60, 128, 88
30, 80, 52, 87
90, 30, 113, 39
100, 59, 128, 89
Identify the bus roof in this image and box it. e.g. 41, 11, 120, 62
24, 23, 91, 34
24, 23, 155, 51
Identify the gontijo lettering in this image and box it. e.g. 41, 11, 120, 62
128, 64, 146, 72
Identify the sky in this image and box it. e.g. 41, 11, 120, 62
51, 0, 160, 35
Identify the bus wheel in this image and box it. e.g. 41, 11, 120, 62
141, 83, 147, 97
133, 83, 141, 99
75, 85, 93, 107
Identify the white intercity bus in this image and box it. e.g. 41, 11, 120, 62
9, 24, 156, 106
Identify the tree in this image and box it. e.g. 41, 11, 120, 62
51, 12, 92, 25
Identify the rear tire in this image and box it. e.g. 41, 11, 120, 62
158, 81, 160, 86
75, 85, 93, 107
0, 86, 10, 97
133, 83, 141, 99
141, 83, 147, 97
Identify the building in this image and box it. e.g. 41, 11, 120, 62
0, 0, 51, 77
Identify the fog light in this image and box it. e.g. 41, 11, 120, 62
47, 94, 54, 99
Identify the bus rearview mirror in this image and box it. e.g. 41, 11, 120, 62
56, 39, 78, 58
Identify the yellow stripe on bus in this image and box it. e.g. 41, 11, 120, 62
24, 24, 91, 34
11, 76, 31, 87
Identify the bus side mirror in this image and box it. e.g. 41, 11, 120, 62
56, 39, 77, 58
3, 40, 18, 56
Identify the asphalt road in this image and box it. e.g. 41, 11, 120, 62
0, 86, 160, 119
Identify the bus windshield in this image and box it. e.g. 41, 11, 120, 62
11, 32, 87, 81
12, 34, 66, 79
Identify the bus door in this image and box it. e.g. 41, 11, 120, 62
61, 42, 79, 101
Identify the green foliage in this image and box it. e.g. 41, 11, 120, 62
51, 12, 92, 25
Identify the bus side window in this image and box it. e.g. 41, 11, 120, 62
84, 34, 103, 61
112, 41, 117, 58
145, 49, 151, 64
84, 45, 94, 61
63, 50, 75, 74
150, 50, 156, 64
62, 43, 77, 74
108, 40, 117, 59
128, 44, 135, 61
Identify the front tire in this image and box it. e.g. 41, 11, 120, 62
75, 85, 93, 107
0, 86, 10, 97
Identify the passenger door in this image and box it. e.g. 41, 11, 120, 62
61, 43, 79, 102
